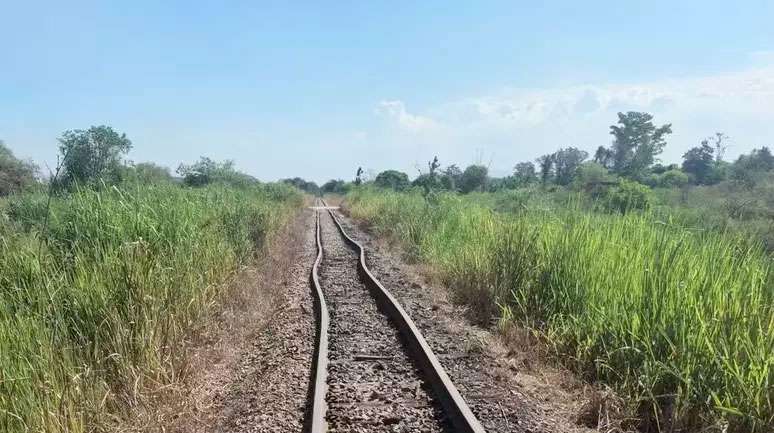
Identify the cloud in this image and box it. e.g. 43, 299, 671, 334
372, 62, 774, 170
375, 100, 439, 132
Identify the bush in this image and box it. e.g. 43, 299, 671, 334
603, 179, 653, 213
658, 169, 690, 187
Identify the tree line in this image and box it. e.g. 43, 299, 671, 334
299, 111, 774, 199
0, 125, 272, 196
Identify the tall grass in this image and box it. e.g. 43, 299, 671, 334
346, 187, 773, 432
0, 182, 302, 433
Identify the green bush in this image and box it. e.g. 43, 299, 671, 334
604, 179, 653, 213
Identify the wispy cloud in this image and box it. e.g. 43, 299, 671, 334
373, 62, 774, 168
375, 100, 439, 132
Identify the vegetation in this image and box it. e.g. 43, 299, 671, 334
340, 110, 773, 432
345, 187, 772, 432
0, 129, 303, 433
0, 140, 39, 196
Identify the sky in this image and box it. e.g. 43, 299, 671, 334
2, 1, 774, 183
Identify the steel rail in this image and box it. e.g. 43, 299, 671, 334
307, 207, 329, 433
319, 199, 486, 433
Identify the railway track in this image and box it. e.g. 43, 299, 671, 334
307, 199, 485, 432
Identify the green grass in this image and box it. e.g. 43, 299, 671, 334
0, 182, 302, 433
345, 187, 773, 432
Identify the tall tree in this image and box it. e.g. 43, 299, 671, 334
0, 141, 38, 196
604, 112, 672, 179
459, 164, 488, 193
57, 125, 132, 187
593, 146, 614, 169
374, 170, 410, 191
440, 164, 463, 191
682, 140, 715, 184
536, 154, 554, 184
552, 147, 589, 185
512, 162, 537, 185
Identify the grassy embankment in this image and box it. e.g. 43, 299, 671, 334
345, 187, 772, 432
0, 182, 302, 433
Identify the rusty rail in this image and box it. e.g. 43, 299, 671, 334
318, 200, 486, 433
307, 208, 329, 433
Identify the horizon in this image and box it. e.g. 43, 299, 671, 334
3, 1, 773, 184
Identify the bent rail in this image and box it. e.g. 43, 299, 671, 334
322, 201, 486, 433
307, 210, 329, 433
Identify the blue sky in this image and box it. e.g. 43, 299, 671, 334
2, 1, 774, 183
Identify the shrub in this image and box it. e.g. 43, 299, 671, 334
603, 179, 653, 213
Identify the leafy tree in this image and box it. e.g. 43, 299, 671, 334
593, 146, 614, 169
374, 170, 410, 191
601, 112, 672, 179
282, 177, 320, 194
412, 173, 442, 191
321, 179, 349, 194
536, 154, 554, 184
552, 147, 588, 185
0, 141, 38, 196
573, 161, 616, 196
176, 157, 256, 187
459, 164, 488, 193
512, 162, 537, 186
730, 147, 774, 188
658, 169, 690, 188
414, 156, 443, 196
440, 164, 462, 191
124, 162, 172, 184
57, 125, 132, 188
682, 140, 715, 184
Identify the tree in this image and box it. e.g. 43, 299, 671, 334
124, 162, 172, 184
730, 147, 774, 188
177, 157, 256, 187
602, 112, 672, 179
536, 154, 554, 185
282, 177, 320, 194
512, 162, 537, 186
658, 169, 690, 188
0, 141, 38, 196
682, 140, 715, 184
321, 179, 349, 194
552, 147, 588, 185
354, 167, 364, 185
573, 161, 616, 196
593, 146, 614, 169
459, 164, 488, 193
374, 170, 410, 191
57, 125, 132, 187
440, 164, 462, 191
414, 156, 443, 196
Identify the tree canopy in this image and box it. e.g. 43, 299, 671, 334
459, 164, 488, 193
599, 112, 672, 179
374, 170, 410, 191
0, 141, 38, 196
57, 125, 132, 188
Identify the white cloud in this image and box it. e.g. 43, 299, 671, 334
372, 62, 774, 171
375, 100, 439, 132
